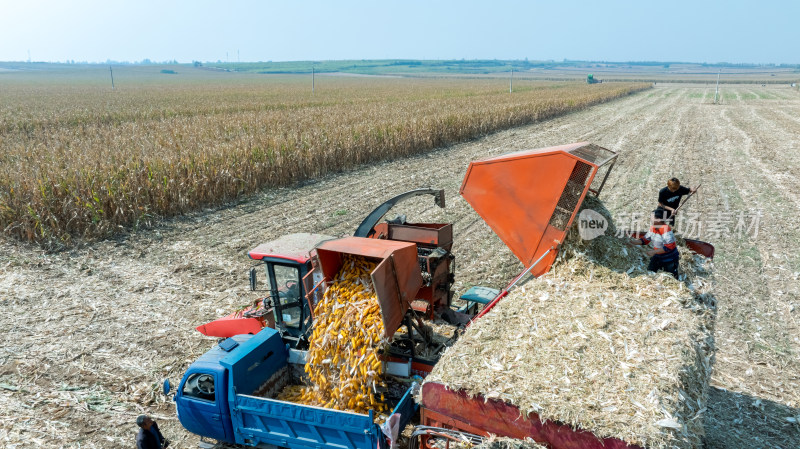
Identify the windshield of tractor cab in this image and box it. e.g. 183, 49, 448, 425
271, 264, 302, 329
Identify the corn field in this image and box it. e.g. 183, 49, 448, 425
0, 66, 648, 247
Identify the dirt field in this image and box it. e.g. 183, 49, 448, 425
1, 84, 799, 448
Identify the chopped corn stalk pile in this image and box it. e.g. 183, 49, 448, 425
425, 196, 715, 449
474, 437, 549, 449
430, 436, 547, 449
277, 255, 389, 414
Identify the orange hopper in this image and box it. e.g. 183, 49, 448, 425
311, 237, 423, 339
460, 142, 618, 278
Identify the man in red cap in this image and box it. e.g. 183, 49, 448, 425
629, 208, 680, 278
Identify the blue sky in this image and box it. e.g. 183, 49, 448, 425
0, 0, 796, 64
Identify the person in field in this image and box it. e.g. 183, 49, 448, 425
657, 178, 697, 226
136, 415, 170, 449
629, 208, 680, 278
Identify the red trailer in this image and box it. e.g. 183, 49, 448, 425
420, 382, 643, 449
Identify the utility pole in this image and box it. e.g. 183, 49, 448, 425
312, 65, 315, 93
510, 68, 514, 93
109, 66, 115, 90
714, 71, 720, 104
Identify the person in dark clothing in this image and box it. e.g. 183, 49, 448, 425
657, 178, 697, 226
136, 415, 170, 449
629, 208, 680, 279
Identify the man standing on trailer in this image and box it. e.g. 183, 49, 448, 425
629, 208, 680, 279
657, 178, 697, 226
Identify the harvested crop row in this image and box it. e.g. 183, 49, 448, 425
277, 254, 388, 415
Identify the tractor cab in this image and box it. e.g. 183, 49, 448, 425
247, 234, 333, 344
196, 233, 333, 347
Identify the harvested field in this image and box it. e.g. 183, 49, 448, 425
1, 85, 799, 448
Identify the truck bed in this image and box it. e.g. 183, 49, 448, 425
228, 347, 418, 449
420, 381, 644, 449
254, 357, 413, 413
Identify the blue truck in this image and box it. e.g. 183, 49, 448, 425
167, 327, 418, 449
167, 191, 463, 449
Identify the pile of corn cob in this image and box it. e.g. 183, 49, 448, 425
277, 255, 389, 414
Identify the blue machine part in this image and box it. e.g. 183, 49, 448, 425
459, 286, 500, 305
389, 382, 418, 429
218, 337, 240, 352
175, 333, 260, 443
233, 396, 379, 449
457, 285, 500, 314
220, 327, 286, 399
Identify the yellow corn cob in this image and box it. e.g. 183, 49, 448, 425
278, 255, 388, 417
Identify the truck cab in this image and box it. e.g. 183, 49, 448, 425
170, 328, 420, 449
172, 336, 246, 443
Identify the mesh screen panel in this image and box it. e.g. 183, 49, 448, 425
548, 161, 593, 230
567, 143, 615, 166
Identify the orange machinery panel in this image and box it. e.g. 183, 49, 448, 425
370, 222, 453, 251
460, 142, 617, 277
370, 222, 454, 318
312, 237, 423, 339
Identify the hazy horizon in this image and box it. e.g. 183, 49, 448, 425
2, 58, 797, 67
1, 0, 797, 65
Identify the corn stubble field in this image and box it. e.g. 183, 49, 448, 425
1, 66, 799, 449
0, 66, 644, 247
